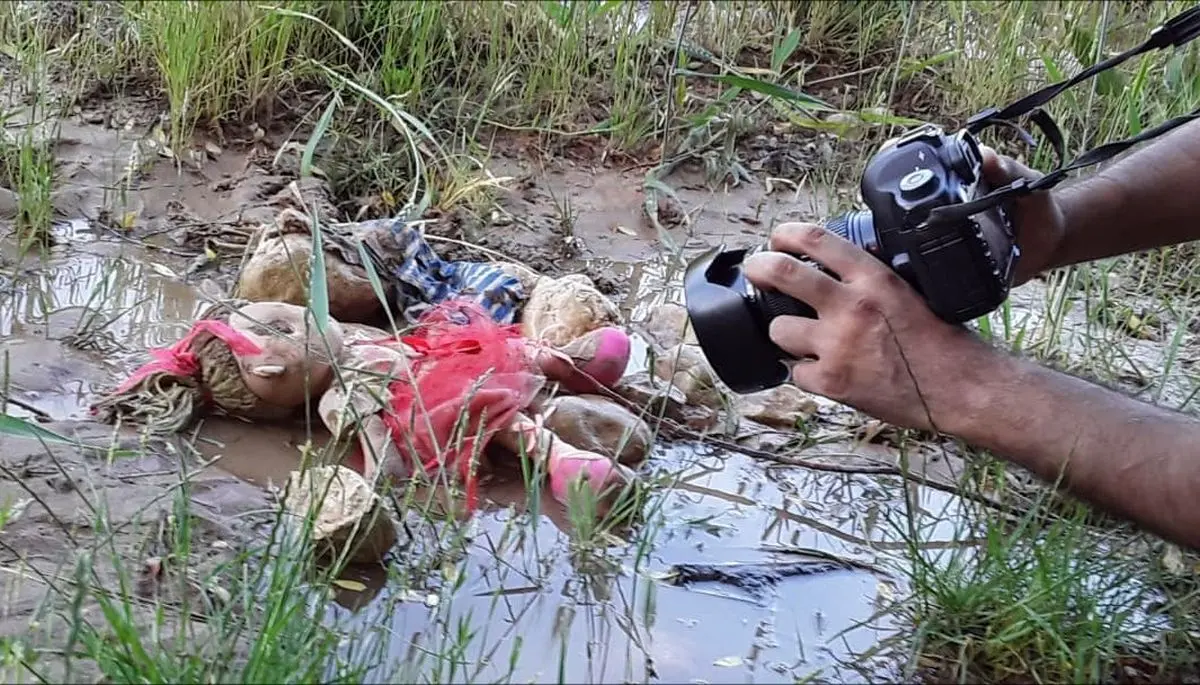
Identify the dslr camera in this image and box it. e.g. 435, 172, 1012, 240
683, 124, 1018, 394
682, 4, 1200, 395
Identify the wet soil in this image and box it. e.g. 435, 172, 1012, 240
2, 87, 1197, 683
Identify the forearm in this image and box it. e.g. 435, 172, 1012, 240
1049, 117, 1200, 269
949, 341, 1200, 549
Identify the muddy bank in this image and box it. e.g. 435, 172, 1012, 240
3, 90, 1197, 683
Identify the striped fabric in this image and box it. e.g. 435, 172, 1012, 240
386, 218, 526, 325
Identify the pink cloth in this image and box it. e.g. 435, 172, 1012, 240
102, 320, 264, 400
380, 301, 542, 509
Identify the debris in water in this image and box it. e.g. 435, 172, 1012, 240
662, 560, 850, 602
282, 464, 399, 565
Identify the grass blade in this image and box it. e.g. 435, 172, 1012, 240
302, 90, 341, 178
676, 69, 834, 111
0, 414, 78, 443
308, 213, 330, 334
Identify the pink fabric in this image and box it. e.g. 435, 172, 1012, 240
576, 327, 630, 388
381, 301, 541, 509
109, 320, 264, 396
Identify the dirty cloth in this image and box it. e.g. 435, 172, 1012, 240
327, 216, 527, 325
384, 219, 525, 324
369, 299, 543, 510
106, 320, 262, 396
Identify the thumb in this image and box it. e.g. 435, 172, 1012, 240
979, 145, 1042, 186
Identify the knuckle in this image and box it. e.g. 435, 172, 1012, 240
765, 253, 802, 283
815, 364, 852, 398
795, 223, 827, 249
772, 222, 825, 253
849, 291, 881, 317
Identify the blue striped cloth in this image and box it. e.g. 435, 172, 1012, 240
386, 218, 526, 325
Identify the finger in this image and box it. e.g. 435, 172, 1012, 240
745, 250, 843, 311
768, 315, 821, 359
768, 221, 880, 281
979, 145, 1042, 186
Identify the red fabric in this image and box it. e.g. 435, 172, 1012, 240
107, 320, 263, 396
379, 300, 541, 509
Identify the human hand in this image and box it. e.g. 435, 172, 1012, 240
743, 222, 1003, 434
978, 145, 1068, 286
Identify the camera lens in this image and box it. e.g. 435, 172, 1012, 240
824, 211, 879, 254
682, 211, 880, 395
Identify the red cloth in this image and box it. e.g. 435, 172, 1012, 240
103, 320, 263, 398
378, 300, 541, 509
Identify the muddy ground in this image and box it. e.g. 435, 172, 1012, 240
1, 79, 1194, 683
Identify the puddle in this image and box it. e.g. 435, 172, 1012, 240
2, 242, 962, 685
0, 111, 1046, 683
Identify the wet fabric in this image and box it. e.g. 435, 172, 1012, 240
310, 214, 527, 325
108, 320, 263, 395
373, 218, 526, 325
380, 299, 543, 510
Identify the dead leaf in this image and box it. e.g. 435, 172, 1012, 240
149, 263, 178, 279
332, 578, 367, 592
875, 579, 896, 605
1162, 544, 1187, 576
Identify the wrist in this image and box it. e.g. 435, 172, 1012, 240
1045, 171, 1127, 271
933, 332, 1023, 443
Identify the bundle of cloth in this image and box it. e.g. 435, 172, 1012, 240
92, 210, 645, 513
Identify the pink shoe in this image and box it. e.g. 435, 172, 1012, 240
547, 444, 634, 506
535, 327, 631, 394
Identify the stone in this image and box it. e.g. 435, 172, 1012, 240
539, 394, 653, 466
735, 384, 818, 429
652, 343, 722, 408
520, 274, 621, 347
613, 371, 717, 431
282, 464, 399, 565
639, 303, 697, 350
237, 231, 383, 324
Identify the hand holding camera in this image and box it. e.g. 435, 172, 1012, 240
682, 5, 1200, 401
976, 146, 1068, 287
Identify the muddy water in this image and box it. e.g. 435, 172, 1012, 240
0, 118, 969, 682
0, 241, 955, 683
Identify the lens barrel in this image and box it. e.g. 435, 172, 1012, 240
681, 211, 880, 395
754, 211, 879, 324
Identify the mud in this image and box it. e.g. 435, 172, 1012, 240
2, 95, 1196, 683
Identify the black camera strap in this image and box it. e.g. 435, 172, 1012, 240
926, 4, 1200, 226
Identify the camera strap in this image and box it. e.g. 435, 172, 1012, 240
926, 4, 1200, 226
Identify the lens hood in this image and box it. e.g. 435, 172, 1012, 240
682, 246, 792, 394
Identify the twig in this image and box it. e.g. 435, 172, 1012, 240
0, 393, 51, 420
661, 559, 848, 600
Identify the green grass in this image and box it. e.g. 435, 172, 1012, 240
2, 0, 1200, 683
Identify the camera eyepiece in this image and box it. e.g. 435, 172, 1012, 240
682, 211, 878, 395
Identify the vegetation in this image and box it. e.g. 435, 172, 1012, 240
1, 0, 1200, 683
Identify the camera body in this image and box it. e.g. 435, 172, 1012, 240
683, 123, 1021, 394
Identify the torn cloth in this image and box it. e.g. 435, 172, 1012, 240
323, 216, 526, 325
384, 219, 526, 324
380, 299, 543, 509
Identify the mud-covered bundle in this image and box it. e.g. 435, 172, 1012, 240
94, 207, 657, 517
91, 300, 345, 434
318, 300, 644, 511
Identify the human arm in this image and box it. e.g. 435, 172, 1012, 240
745, 222, 1200, 550
985, 116, 1200, 285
